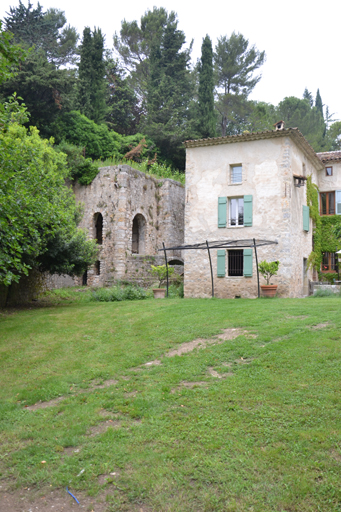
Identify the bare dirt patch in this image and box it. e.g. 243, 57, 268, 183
165, 328, 246, 357
98, 409, 119, 419
92, 379, 118, 389
311, 323, 330, 330
144, 359, 161, 366
208, 367, 234, 379
170, 381, 208, 393
0, 485, 109, 511
87, 420, 122, 437
25, 396, 65, 411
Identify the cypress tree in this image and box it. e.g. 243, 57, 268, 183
198, 35, 216, 138
78, 27, 106, 124
315, 89, 323, 117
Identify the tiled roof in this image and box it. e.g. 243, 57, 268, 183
184, 128, 324, 171
317, 151, 341, 163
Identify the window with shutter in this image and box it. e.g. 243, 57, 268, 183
243, 249, 253, 277
218, 197, 227, 228
217, 250, 226, 277
303, 205, 310, 232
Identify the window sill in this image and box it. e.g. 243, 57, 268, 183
229, 182, 243, 186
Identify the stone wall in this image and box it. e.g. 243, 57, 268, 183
184, 133, 323, 299
73, 165, 185, 287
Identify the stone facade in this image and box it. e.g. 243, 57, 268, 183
184, 129, 324, 299
73, 165, 185, 287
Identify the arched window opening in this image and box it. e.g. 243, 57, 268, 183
132, 214, 146, 254
94, 213, 103, 244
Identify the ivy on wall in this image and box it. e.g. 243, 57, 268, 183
306, 175, 341, 277
320, 216, 341, 252
306, 176, 322, 270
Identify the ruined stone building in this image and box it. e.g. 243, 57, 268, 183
184, 126, 341, 299
73, 165, 185, 287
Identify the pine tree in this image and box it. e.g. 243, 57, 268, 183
198, 35, 216, 138
214, 32, 265, 136
303, 88, 313, 107
78, 27, 107, 124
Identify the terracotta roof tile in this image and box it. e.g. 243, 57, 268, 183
317, 151, 341, 163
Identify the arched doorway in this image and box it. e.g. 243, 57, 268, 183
132, 214, 146, 254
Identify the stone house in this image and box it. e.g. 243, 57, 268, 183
183, 127, 333, 299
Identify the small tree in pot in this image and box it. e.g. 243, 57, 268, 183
151, 265, 174, 298
258, 260, 279, 297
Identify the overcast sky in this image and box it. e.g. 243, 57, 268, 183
1, 0, 340, 120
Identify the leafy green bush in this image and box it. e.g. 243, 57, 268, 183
312, 288, 339, 297
90, 284, 148, 302
55, 141, 100, 185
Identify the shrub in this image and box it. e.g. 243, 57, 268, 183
90, 284, 148, 302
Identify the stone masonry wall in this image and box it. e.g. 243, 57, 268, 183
73, 165, 185, 287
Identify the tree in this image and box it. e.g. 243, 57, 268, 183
4, 1, 79, 67
0, 48, 77, 136
144, 17, 193, 169
0, 20, 27, 84
78, 27, 107, 124
214, 32, 265, 136
105, 56, 141, 135
303, 88, 313, 107
315, 89, 323, 117
0, 119, 98, 287
197, 35, 216, 138
276, 96, 330, 152
113, 7, 176, 101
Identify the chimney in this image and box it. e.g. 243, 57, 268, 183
273, 120, 285, 131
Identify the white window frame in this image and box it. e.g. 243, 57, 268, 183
230, 165, 242, 184
229, 197, 244, 227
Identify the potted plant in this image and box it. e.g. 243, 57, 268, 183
258, 260, 279, 298
150, 265, 174, 298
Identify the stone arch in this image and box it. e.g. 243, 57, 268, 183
94, 212, 103, 245
132, 214, 146, 254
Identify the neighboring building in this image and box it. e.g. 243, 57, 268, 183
73, 165, 185, 287
184, 127, 326, 299
316, 151, 341, 274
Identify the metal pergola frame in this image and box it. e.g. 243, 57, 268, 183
160, 238, 278, 298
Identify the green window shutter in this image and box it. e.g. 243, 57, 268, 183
217, 250, 226, 277
303, 205, 310, 231
218, 197, 227, 228
336, 191, 341, 214
243, 249, 253, 277
244, 195, 253, 227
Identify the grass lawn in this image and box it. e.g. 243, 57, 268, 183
0, 295, 341, 511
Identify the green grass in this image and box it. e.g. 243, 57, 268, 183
1, 296, 341, 511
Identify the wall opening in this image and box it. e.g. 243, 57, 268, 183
82, 270, 88, 286
132, 214, 146, 254
95, 260, 101, 275
94, 213, 103, 244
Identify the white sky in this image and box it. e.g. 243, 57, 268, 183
1, 0, 340, 120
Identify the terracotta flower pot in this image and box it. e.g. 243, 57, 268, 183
153, 288, 166, 299
260, 285, 278, 298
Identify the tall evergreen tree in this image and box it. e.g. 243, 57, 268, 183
315, 89, 323, 117
198, 35, 216, 138
78, 27, 107, 124
144, 17, 193, 169
4, 1, 78, 67
303, 88, 313, 107
214, 32, 265, 136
